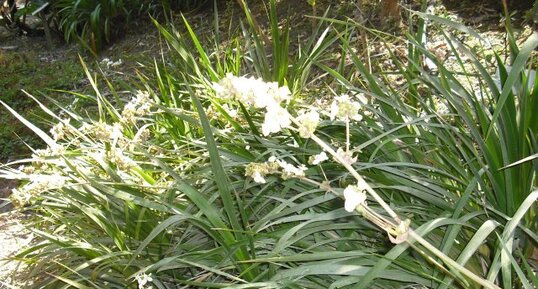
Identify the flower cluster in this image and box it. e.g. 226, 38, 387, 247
10, 174, 66, 208
329, 94, 365, 122
134, 273, 153, 289
295, 109, 320, 138
121, 90, 154, 124
81, 122, 123, 142
343, 180, 368, 212
50, 119, 72, 141
335, 147, 358, 166
274, 157, 307, 180
245, 156, 307, 184
101, 57, 122, 68
245, 159, 280, 184
213, 73, 291, 107
308, 151, 328, 165
33, 145, 66, 159
117, 127, 152, 151
107, 148, 136, 171
212, 74, 292, 136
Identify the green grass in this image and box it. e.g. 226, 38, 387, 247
0, 50, 83, 161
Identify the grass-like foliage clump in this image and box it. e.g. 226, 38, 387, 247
0, 1, 536, 288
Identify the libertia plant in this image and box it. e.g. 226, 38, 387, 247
0, 0, 536, 288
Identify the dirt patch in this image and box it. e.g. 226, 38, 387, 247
0, 211, 32, 288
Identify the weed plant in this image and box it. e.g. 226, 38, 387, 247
0, 1, 536, 288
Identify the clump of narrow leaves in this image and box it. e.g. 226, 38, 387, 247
1, 1, 536, 288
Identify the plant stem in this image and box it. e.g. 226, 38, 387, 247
292, 117, 500, 288
346, 119, 350, 153
306, 128, 400, 221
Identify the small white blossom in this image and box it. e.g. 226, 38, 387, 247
212, 73, 237, 100
213, 74, 294, 136
50, 119, 71, 141
296, 109, 320, 138
108, 148, 136, 171
329, 94, 363, 121
121, 90, 153, 124
343, 184, 367, 212
213, 74, 290, 109
82, 122, 123, 142
252, 171, 266, 184
309, 151, 328, 165
111, 123, 123, 141
33, 145, 66, 159
266, 82, 292, 104
101, 58, 112, 67
135, 273, 153, 289
134, 127, 151, 143
101, 58, 122, 68
10, 174, 67, 208
110, 59, 122, 67
276, 159, 307, 179
261, 105, 291, 136
20, 165, 35, 174
335, 147, 357, 166
10, 189, 32, 208
245, 161, 279, 184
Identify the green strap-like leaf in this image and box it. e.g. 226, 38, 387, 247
487, 33, 538, 138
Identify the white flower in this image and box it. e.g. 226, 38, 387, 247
83, 122, 123, 142
135, 273, 153, 289
111, 123, 123, 141
309, 151, 328, 165
50, 119, 71, 141
33, 145, 66, 159
222, 104, 238, 118
134, 90, 150, 104
212, 73, 237, 100
296, 109, 320, 138
335, 147, 357, 166
250, 82, 275, 109
136, 102, 151, 116
10, 174, 67, 208
252, 171, 266, 184
213, 74, 290, 107
245, 161, 279, 184
108, 148, 136, 171
261, 105, 291, 136
343, 184, 367, 212
110, 59, 122, 67
121, 90, 153, 124
266, 82, 291, 104
329, 94, 363, 121
212, 75, 294, 135
101, 58, 122, 68
101, 58, 113, 68
10, 188, 32, 208
276, 159, 307, 179
134, 127, 151, 143
121, 103, 137, 124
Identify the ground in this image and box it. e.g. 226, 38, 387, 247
0, 0, 536, 287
